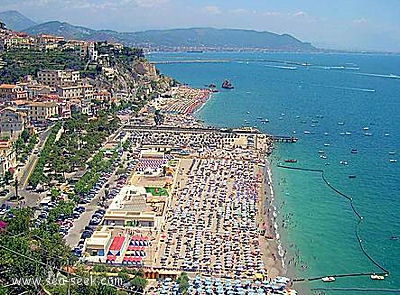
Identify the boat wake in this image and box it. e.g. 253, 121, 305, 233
355, 72, 400, 79
311, 83, 375, 93
312, 65, 360, 71
265, 64, 297, 70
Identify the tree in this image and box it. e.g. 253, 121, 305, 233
3, 170, 12, 185
21, 129, 29, 142
177, 272, 189, 295
130, 276, 147, 292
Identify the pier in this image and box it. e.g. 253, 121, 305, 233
271, 135, 298, 143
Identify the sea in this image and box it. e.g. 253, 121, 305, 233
149, 51, 400, 295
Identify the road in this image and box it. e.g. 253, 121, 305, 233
0, 128, 51, 207
65, 161, 120, 247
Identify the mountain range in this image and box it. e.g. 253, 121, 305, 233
0, 10, 316, 51
0, 10, 37, 31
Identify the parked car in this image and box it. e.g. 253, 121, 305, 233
81, 230, 92, 239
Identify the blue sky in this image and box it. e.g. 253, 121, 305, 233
2, 0, 400, 51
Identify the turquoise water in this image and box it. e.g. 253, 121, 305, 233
150, 52, 400, 294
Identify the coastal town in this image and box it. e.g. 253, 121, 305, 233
0, 19, 297, 295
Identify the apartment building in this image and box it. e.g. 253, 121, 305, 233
37, 70, 80, 87
26, 101, 59, 123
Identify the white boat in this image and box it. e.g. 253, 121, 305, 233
320, 155, 327, 159
370, 274, 385, 280
304, 131, 310, 134
363, 127, 369, 130
364, 132, 373, 136
324, 143, 330, 146
345, 132, 352, 135
321, 277, 335, 282
338, 122, 344, 125
389, 159, 397, 163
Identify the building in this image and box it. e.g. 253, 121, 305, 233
22, 84, 52, 99
26, 101, 59, 123
0, 139, 16, 175
84, 229, 112, 256
36, 34, 64, 50
103, 185, 156, 227
37, 70, 80, 87
88, 42, 98, 61
56, 83, 94, 100
0, 84, 27, 101
3, 35, 34, 50
0, 107, 26, 138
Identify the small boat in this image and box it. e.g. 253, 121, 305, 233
324, 132, 329, 135
324, 143, 330, 146
257, 117, 263, 120
340, 160, 348, 165
390, 236, 398, 241
318, 150, 325, 154
261, 119, 269, 123
322, 277, 335, 282
284, 159, 297, 163
221, 80, 234, 89
338, 122, 344, 125
304, 131, 310, 134
351, 149, 358, 154
345, 131, 352, 135
389, 159, 397, 163
320, 155, 327, 159
364, 132, 373, 136
363, 126, 369, 130
370, 274, 385, 280
349, 175, 356, 179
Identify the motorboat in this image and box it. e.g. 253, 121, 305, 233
321, 277, 335, 282
370, 274, 385, 280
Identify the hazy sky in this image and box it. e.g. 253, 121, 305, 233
2, 0, 400, 51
